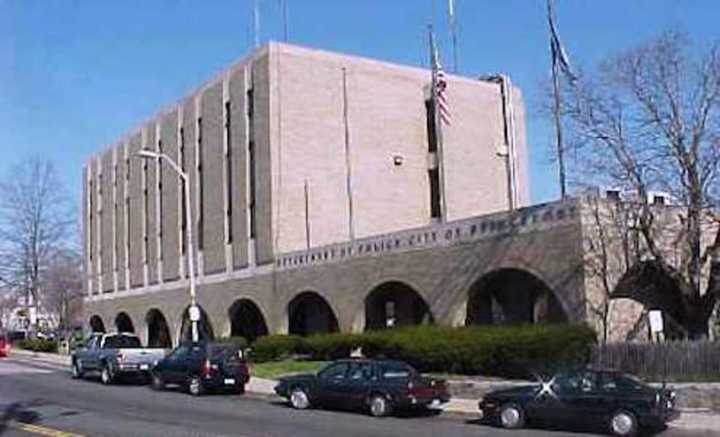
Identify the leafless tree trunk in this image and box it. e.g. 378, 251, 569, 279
0, 159, 74, 331
560, 31, 720, 338
42, 248, 84, 332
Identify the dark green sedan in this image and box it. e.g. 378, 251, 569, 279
478, 369, 678, 436
275, 358, 450, 417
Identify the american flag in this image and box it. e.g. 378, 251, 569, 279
435, 59, 452, 126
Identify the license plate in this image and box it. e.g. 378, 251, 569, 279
139, 364, 149, 370
430, 399, 441, 408
224, 378, 236, 385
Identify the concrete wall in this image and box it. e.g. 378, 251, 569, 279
268, 44, 522, 253
84, 200, 585, 346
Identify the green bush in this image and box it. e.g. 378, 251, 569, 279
248, 324, 596, 378
18, 337, 58, 353
215, 336, 249, 349
250, 334, 307, 362
305, 333, 361, 361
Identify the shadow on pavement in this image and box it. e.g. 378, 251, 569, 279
0, 402, 40, 435
464, 417, 668, 436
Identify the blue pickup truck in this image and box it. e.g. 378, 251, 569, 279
71, 332, 166, 384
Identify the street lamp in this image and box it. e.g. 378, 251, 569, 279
135, 150, 200, 343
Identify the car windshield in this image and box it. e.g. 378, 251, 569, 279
104, 335, 141, 349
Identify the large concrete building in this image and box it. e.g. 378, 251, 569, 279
84, 42, 701, 347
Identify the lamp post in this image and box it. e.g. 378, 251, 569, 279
135, 150, 200, 343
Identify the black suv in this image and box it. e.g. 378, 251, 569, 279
150, 342, 249, 396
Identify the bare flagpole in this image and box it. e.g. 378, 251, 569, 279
282, 0, 289, 42
448, 0, 458, 73
254, 0, 261, 48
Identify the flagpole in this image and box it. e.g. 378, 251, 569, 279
548, 0, 567, 199
254, 0, 260, 48
449, 0, 458, 73
428, 25, 447, 223
281, 0, 288, 42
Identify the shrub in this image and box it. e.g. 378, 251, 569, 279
215, 336, 249, 349
305, 333, 361, 361
250, 334, 307, 362
246, 324, 596, 378
18, 337, 58, 353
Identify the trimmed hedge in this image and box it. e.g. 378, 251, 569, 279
249, 324, 596, 378
18, 337, 58, 353
215, 336, 249, 349
250, 334, 307, 362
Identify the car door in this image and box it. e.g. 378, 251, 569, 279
83, 335, 101, 370
316, 362, 351, 407
548, 371, 607, 425
339, 362, 374, 409
162, 345, 190, 384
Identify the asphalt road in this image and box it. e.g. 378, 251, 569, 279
0, 358, 710, 437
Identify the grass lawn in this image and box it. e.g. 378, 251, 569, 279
251, 360, 329, 380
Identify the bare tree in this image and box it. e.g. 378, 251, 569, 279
561, 31, 720, 337
0, 159, 75, 330
42, 248, 84, 332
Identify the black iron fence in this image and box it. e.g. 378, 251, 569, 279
592, 341, 720, 381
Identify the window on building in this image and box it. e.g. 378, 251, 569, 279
143, 161, 149, 258
385, 301, 396, 328
247, 87, 256, 240
88, 179, 94, 261
197, 117, 204, 250
425, 99, 438, 153
428, 168, 441, 219
225, 100, 233, 244
157, 139, 163, 254
179, 127, 187, 255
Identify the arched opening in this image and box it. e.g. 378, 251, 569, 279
146, 309, 172, 348
115, 312, 135, 333
89, 315, 106, 333
364, 281, 434, 331
229, 299, 268, 342
179, 305, 215, 343
466, 268, 567, 325
288, 291, 339, 336
611, 261, 687, 339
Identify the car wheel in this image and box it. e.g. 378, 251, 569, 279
499, 403, 525, 429
289, 387, 311, 410
71, 361, 84, 379
187, 376, 204, 396
100, 364, 114, 385
368, 394, 392, 418
151, 373, 165, 391
610, 410, 638, 436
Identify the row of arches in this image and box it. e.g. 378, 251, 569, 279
88, 268, 570, 347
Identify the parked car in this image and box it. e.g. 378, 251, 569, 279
477, 368, 678, 436
0, 333, 9, 357
71, 332, 166, 384
150, 342, 249, 396
274, 358, 450, 417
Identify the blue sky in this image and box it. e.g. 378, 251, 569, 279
1, 0, 718, 204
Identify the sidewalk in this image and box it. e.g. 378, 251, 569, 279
8, 349, 720, 432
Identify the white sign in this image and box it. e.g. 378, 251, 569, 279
188, 305, 201, 322
649, 310, 664, 333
